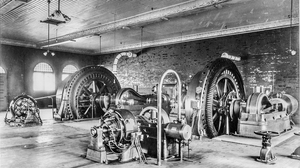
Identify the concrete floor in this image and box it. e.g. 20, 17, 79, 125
0, 109, 299, 168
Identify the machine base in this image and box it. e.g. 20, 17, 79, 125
86, 145, 140, 164
5, 114, 42, 127
238, 116, 291, 138
291, 146, 300, 160
86, 147, 108, 164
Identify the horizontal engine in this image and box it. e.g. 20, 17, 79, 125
86, 108, 191, 163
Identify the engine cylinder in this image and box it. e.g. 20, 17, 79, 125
164, 122, 191, 140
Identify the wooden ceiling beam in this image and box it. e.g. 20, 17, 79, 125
37, 0, 231, 47
2, 18, 297, 55
0, 0, 29, 14
0, 38, 36, 48
95, 18, 299, 54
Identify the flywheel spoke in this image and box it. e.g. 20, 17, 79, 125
215, 84, 221, 98
213, 99, 219, 108
78, 100, 90, 103
223, 78, 228, 94
227, 82, 233, 92
213, 112, 218, 122
98, 84, 106, 94
92, 80, 97, 93
82, 86, 92, 95
83, 104, 92, 115
218, 115, 223, 132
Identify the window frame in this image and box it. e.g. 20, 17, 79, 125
61, 64, 78, 81
33, 62, 55, 92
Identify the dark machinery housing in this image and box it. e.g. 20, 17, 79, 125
52, 57, 298, 164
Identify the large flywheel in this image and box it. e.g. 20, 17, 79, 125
204, 58, 245, 138
56, 66, 121, 120
186, 58, 245, 138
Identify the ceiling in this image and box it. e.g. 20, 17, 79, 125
0, 0, 299, 55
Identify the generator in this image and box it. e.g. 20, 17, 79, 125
86, 109, 140, 163
4, 93, 42, 127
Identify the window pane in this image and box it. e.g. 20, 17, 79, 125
44, 73, 55, 91
62, 65, 77, 80
62, 65, 77, 73
34, 63, 53, 72
62, 74, 69, 81
33, 63, 55, 92
33, 72, 44, 91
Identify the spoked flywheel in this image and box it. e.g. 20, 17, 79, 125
56, 66, 121, 120
204, 58, 245, 138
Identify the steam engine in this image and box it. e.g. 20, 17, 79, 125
52, 57, 298, 163
86, 107, 191, 163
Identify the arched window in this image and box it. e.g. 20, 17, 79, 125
33, 63, 55, 91
62, 65, 78, 80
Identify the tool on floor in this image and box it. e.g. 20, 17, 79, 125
254, 130, 279, 164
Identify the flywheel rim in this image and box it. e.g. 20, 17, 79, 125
72, 72, 118, 119
204, 58, 245, 138
56, 66, 121, 120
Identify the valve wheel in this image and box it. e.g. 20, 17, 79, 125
204, 58, 245, 138
254, 130, 279, 137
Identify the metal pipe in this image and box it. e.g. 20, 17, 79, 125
34, 94, 57, 100
225, 112, 230, 135
157, 69, 182, 166
157, 80, 162, 166
179, 140, 183, 162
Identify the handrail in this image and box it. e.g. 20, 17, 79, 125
157, 69, 181, 166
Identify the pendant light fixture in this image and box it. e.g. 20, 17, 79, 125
40, 0, 71, 26
43, 0, 55, 56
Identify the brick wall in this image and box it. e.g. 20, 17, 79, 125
98, 27, 299, 123
1, 27, 298, 123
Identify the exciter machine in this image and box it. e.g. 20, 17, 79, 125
4, 93, 42, 127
